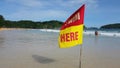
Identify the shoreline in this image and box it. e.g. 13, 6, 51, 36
0, 28, 120, 37
40, 29, 120, 37
0, 28, 30, 31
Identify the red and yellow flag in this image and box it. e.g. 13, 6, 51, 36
58, 5, 85, 48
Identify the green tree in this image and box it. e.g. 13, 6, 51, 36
0, 15, 5, 21
0, 15, 5, 27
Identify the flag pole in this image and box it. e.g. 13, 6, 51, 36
79, 44, 83, 68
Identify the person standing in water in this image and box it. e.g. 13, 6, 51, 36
95, 31, 98, 36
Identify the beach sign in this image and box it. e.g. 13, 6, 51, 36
58, 5, 85, 48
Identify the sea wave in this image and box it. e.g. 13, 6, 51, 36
39, 29, 120, 37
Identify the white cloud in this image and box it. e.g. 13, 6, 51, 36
5, 0, 46, 7
5, 0, 98, 21
5, 0, 98, 8
20, 0, 43, 7
55, 0, 98, 8
8, 9, 69, 21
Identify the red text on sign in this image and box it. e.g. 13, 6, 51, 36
60, 31, 78, 42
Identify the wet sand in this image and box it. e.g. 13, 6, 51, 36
0, 30, 120, 68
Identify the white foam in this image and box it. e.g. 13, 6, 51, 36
84, 31, 120, 37
100, 32, 120, 37
40, 29, 60, 32
39, 29, 120, 37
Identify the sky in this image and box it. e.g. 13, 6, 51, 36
0, 0, 120, 28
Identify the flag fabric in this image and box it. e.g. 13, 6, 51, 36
58, 4, 85, 48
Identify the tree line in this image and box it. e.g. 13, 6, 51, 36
1, 15, 119, 29
0, 15, 87, 29
0, 15, 63, 29
100, 23, 120, 29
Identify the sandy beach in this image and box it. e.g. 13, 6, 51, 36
0, 29, 120, 68
0, 28, 29, 31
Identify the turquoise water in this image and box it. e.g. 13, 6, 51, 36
0, 29, 120, 68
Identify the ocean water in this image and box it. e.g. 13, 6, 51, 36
0, 29, 120, 68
